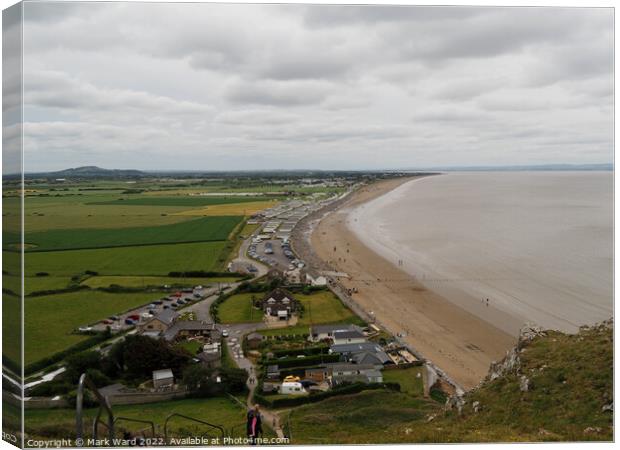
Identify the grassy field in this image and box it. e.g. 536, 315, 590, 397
81, 275, 238, 289
91, 196, 269, 207
296, 291, 362, 327
11, 216, 242, 252
287, 390, 436, 444
173, 200, 278, 217
21, 241, 228, 277
218, 293, 263, 324
4, 274, 74, 294
383, 367, 425, 397
24, 397, 261, 440
25, 290, 167, 364
2, 294, 22, 366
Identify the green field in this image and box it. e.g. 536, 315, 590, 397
25, 290, 167, 364
91, 196, 268, 207
287, 390, 435, 444
296, 291, 361, 326
2, 294, 22, 366
82, 275, 237, 289
24, 397, 265, 440
383, 367, 424, 397
4, 274, 74, 295
218, 293, 263, 324
21, 241, 228, 277
8, 216, 242, 252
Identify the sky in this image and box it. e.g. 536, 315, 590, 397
2, 2, 614, 172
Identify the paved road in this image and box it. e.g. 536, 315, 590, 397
232, 229, 270, 278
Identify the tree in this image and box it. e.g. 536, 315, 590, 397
182, 365, 211, 392
65, 351, 102, 383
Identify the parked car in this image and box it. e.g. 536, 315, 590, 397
128, 314, 140, 321
108, 315, 119, 321
163, 305, 170, 309
222, 329, 229, 337
148, 303, 157, 308
177, 299, 186, 305
124, 318, 135, 325
153, 300, 163, 305
78, 326, 92, 332
102, 319, 113, 325
193, 293, 201, 299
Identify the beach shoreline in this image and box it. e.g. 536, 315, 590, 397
293, 176, 517, 390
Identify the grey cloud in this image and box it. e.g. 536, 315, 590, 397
16, 3, 614, 171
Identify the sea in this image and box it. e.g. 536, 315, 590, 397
348, 171, 613, 334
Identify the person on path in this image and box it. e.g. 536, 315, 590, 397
246, 404, 263, 445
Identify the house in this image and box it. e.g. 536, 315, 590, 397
330, 342, 393, 365
140, 309, 179, 333
350, 350, 392, 366
162, 320, 217, 342
306, 272, 328, 287
246, 332, 264, 350
280, 381, 307, 395
332, 329, 366, 346
324, 363, 380, 377
262, 288, 299, 320
331, 369, 383, 386
284, 267, 306, 284
304, 367, 330, 383
310, 324, 363, 342
152, 369, 174, 389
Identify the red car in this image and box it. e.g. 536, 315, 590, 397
128, 314, 140, 321
102, 319, 113, 325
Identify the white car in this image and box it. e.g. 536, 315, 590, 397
78, 326, 92, 332
222, 329, 229, 337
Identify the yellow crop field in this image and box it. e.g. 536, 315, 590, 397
172, 200, 278, 216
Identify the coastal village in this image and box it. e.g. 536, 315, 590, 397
5, 171, 612, 444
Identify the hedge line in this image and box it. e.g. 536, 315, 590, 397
255, 382, 400, 408
168, 271, 246, 278
270, 345, 329, 358
24, 330, 111, 375
263, 353, 340, 369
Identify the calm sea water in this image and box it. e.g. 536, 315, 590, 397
348, 172, 613, 333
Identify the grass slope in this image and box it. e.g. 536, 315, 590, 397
82, 275, 237, 289
398, 323, 614, 442
24, 397, 259, 439
287, 390, 436, 444
15, 216, 242, 252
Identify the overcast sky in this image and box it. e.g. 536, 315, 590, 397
4, 3, 614, 172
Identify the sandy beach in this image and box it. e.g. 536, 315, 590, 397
307, 177, 517, 390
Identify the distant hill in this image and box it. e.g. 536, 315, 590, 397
27, 166, 146, 179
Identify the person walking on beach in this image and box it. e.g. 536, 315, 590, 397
246, 404, 263, 445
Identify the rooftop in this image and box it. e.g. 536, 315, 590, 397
152, 369, 174, 380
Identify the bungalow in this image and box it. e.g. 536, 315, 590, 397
152, 369, 174, 389
306, 272, 328, 287
140, 309, 179, 334
324, 363, 380, 377
330, 342, 393, 366
262, 288, 299, 320
310, 324, 363, 343
332, 329, 366, 346
331, 369, 383, 386
304, 367, 330, 383
162, 321, 217, 342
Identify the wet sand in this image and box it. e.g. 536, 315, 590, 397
310, 177, 517, 390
